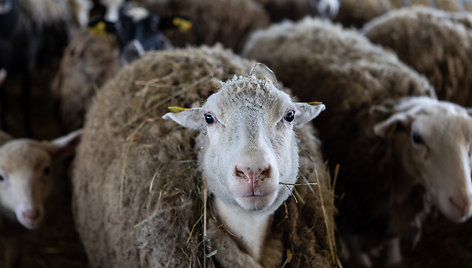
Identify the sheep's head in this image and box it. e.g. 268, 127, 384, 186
373, 97, 472, 223
0, 130, 81, 229
163, 75, 324, 215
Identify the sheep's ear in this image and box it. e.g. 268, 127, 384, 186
42, 129, 82, 158
294, 103, 325, 126
162, 108, 205, 131
0, 131, 12, 146
373, 113, 412, 138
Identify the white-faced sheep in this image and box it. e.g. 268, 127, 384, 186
0, 130, 81, 268
72, 45, 336, 268
362, 7, 472, 106
243, 17, 472, 266
334, 0, 468, 27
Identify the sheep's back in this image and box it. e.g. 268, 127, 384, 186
363, 7, 472, 106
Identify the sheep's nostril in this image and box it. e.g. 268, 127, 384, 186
235, 169, 246, 179
22, 209, 40, 222
235, 165, 271, 183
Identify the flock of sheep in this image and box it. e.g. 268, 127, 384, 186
1, 0, 472, 267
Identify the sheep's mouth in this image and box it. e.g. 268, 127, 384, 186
238, 191, 272, 198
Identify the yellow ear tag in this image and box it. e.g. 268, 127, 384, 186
306, 101, 323, 105
168, 106, 189, 113
173, 17, 192, 32
89, 21, 106, 36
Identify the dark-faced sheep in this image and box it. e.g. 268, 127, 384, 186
243, 17, 472, 266
137, 0, 270, 52
0, 130, 81, 268
362, 7, 472, 106
72, 45, 336, 268
254, 0, 340, 21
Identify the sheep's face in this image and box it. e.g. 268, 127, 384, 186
0, 131, 81, 230
374, 97, 472, 223
0, 141, 53, 230
164, 75, 324, 215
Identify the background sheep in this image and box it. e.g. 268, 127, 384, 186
334, 0, 470, 28
0, 0, 90, 135
52, 29, 120, 132
72, 45, 336, 267
254, 0, 340, 21
243, 17, 472, 266
0, 130, 81, 268
136, 0, 270, 52
362, 7, 472, 106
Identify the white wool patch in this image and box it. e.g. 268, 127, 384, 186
125, 7, 149, 22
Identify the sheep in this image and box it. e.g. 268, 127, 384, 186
72, 45, 336, 268
254, 0, 340, 22
137, 0, 270, 52
334, 0, 468, 28
52, 28, 120, 131
362, 7, 472, 107
0, 129, 81, 268
243, 17, 472, 266
0, 0, 91, 135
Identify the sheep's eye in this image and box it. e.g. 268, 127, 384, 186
412, 132, 424, 144
204, 114, 214, 125
284, 111, 295, 122
0, 175, 4, 182
43, 166, 50, 176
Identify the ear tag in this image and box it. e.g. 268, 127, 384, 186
168, 106, 189, 113
306, 101, 323, 105
173, 17, 192, 32
89, 21, 106, 36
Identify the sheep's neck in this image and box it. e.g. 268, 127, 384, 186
214, 197, 270, 261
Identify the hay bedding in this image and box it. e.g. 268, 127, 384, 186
73, 45, 335, 267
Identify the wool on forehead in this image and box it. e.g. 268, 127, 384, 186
216, 75, 287, 109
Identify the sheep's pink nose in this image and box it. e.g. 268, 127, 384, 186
22, 209, 40, 223
235, 165, 271, 184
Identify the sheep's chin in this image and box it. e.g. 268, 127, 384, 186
234, 191, 278, 211
438, 198, 471, 223
17, 216, 41, 230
